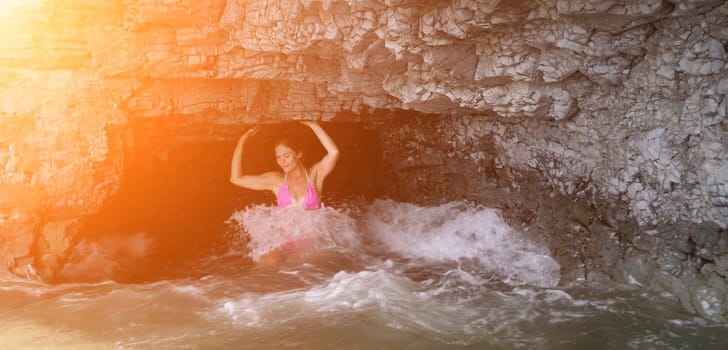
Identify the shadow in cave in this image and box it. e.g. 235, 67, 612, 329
66, 120, 384, 283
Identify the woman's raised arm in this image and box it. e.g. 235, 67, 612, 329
230, 127, 278, 191
301, 121, 339, 185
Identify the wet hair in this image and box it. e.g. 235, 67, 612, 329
275, 137, 303, 155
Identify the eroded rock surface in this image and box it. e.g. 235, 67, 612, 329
0, 0, 726, 319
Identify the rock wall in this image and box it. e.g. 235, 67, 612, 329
374, 1, 728, 320
0, 0, 726, 318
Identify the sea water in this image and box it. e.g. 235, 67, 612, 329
1, 199, 725, 349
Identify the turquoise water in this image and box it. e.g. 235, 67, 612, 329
1, 200, 725, 349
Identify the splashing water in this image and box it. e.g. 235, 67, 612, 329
363, 199, 560, 287
228, 205, 360, 261
1, 200, 725, 349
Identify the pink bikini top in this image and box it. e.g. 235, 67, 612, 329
277, 170, 320, 210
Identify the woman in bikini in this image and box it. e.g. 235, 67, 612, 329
230, 121, 339, 210
230, 121, 339, 264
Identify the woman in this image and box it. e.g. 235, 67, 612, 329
230, 121, 339, 209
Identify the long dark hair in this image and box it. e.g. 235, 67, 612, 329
274, 137, 303, 155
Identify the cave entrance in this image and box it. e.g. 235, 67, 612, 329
73, 118, 383, 283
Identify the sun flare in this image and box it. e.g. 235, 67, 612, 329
0, 0, 39, 11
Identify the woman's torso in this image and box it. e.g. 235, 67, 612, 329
276, 168, 319, 209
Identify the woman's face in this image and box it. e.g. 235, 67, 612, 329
275, 144, 301, 173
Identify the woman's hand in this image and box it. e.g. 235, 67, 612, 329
239, 126, 260, 143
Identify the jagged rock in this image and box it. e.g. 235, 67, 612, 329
690, 273, 728, 320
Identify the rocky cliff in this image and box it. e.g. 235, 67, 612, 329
0, 0, 726, 320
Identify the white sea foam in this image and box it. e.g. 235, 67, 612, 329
362, 199, 561, 287
219, 269, 480, 341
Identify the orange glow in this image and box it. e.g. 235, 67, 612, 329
0, 0, 41, 20
0, 0, 32, 7
0, 0, 90, 70
0, 0, 99, 281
